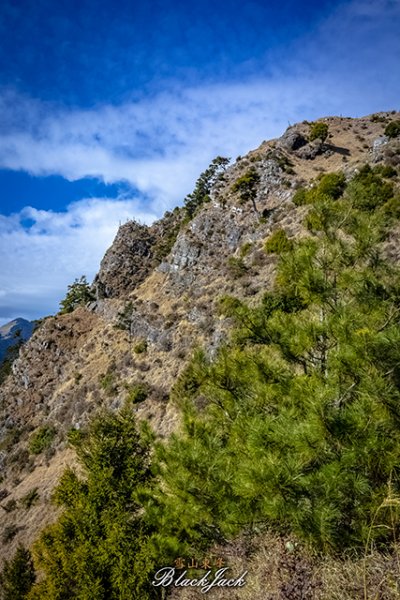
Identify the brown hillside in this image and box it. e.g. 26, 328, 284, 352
0, 111, 399, 566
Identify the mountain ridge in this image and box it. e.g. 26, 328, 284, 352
0, 111, 399, 587
0, 318, 34, 362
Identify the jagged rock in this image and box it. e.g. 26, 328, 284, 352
87, 299, 120, 322
93, 221, 156, 299
93, 210, 185, 299
371, 135, 389, 162
373, 135, 389, 150
277, 128, 308, 151
168, 233, 203, 271
295, 139, 324, 160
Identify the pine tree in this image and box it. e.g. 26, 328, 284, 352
184, 156, 230, 218
231, 167, 261, 214
151, 168, 400, 552
59, 276, 95, 314
29, 409, 159, 599
0, 545, 35, 600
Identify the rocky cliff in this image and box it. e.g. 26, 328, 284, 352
0, 111, 399, 562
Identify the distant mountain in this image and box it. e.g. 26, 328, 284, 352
0, 317, 34, 362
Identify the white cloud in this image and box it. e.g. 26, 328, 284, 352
0, 198, 157, 323
0, 77, 387, 212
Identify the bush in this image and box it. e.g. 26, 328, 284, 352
309, 121, 329, 142
133, 339, 148, 354
347, 164, 394, 210
2, 524, 19, 544
227, 256, 248, 278
384, 120, 400, 139
99, 370, 118, 396
374, 164, 397, 178
292, 187, 308, 206
382, 195, 400, 220
3, 498, 17, 512
28, 426, 56, 455
239, 241, 253, 257
126, 382, 150, 404
264, 229, 293, 254
317, 172, 346, 199
292, 173, 346, 207
370, 114, 388, 123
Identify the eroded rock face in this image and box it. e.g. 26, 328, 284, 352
93, 210, 185, 299
371, 136, 400, 166
93, 221, 157, 299
295, 139, 325, 160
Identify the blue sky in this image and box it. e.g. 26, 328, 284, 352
0, 0, 399, 324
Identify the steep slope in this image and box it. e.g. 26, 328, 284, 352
0, 111, 399, 564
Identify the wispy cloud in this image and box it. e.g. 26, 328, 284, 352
1, 0, 399, 207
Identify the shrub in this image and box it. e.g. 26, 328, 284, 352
292, 187, 308, 206
317, 172, 346, 199
20, 488, 39, 509
3, 498, 17, 512
374, 164, 397, 178
227, 256, 248, 278
2, 524, 19, 544
370, 114, 387, 123
133, 339, 148, 354
382, 195, 400, 220
309, 121, 329, 142
126, 382, 150, 404
239, 241, 253, 257
292, 174, 345, 206
28, 426, 56, 455
384, 120, 400, 139
264, 229, 293, 254
347, 164, 394, 210
99, 371, 118, 396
